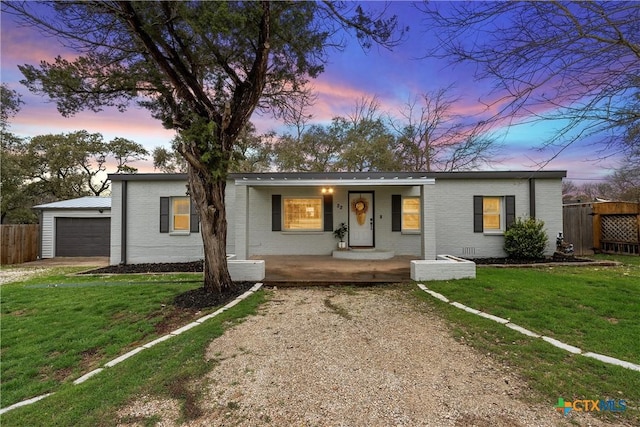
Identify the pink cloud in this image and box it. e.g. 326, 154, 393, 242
1, 17, 77, 65
12, 101, 175, 151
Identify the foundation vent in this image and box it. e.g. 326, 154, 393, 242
462, 247, 476, 256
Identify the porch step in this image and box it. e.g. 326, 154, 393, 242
332, 249, 395, 260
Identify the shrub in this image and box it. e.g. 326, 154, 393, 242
503, 217, 549, 259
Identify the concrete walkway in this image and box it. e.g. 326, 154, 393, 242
253, 255, 413, 284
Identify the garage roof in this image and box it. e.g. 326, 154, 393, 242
33, 196, 111, 210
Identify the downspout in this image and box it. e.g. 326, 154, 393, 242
529, 178, 536, 219
38, 210, 43, 259
121, 180, 127, 265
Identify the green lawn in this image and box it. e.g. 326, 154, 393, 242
422, 255, 640, 362
1, 267, 220, 409
413, 254, 640, 424
2, 256, 639, 424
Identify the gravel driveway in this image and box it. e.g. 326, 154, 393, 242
119, 286, 615, 426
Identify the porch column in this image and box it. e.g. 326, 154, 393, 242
421, 184, 437, 260
235, 184, 249, 260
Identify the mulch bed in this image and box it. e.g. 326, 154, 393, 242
83, 261, 204, 274
472, 255, 594, 265
173, 281, 254, 310
81, 261, 253, 310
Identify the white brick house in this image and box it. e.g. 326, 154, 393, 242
108, 171, 565, 267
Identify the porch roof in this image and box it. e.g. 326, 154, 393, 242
234, 172, 435, 186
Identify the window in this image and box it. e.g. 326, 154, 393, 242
482, 197, 502, 231
172, 197, 190, 231
474, 195, 515, 233
283, 198, 323, 231
402, 197, 420, 231
160, 197, 199, 234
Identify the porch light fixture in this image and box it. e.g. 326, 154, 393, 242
321, 187, 334, 194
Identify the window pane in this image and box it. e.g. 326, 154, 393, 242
173, 215, 189, 230
483, 197, 501, 230
174, 199, 190, 214
283, 198, 322, 230
402, 197, 420, 231
172, 198, 190, 231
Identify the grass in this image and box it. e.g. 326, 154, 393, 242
0, 267, 244, 412
2, 291, 265, 426
2, 255, 639, 424
323, 296, 352, 320
412, 254, 640, 424
421, 255, 640, 362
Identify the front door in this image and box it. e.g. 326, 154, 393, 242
349, 192, 374, 247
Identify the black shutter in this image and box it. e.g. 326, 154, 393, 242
190, 197, 200, 233
505, 195, 516, 229
391, 195, 402, 232
272, 195, 282, 231
160, 197, 169, 233
323, 194, 333, 232
473, 196, 483, 233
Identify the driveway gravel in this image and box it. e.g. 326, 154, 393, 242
118, 286, 619, 426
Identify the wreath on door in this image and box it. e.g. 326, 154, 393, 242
351, 197, 369, 226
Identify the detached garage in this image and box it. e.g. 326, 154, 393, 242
34, 197, 111, 258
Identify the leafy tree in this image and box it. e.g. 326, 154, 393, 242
334, 96, 401, 172
6, 1, 405, 293
334, 116, 401, 172
272, 97, 401, 172
155, 123, 272, 173
0, 84, 35, 223
152, 145, 187, 174
273, 124, 343, 172
24, 131, 148, 199
420, 2, 640, 165
109, 137, 149, 174
230, 122, 273, 173
1, 84, 22, 133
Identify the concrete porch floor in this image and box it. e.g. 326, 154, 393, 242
251, 255, 414, 285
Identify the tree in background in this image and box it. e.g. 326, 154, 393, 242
420, 2, 640, 166
271, 94, 495, 172
334, 96, 401, 172
109, 137, 150, 174
391, 88, 498, 172
152, 146, 188, 174
7, 1, 405, 294
272, 124, 341, 172
154, 122, 273, 173
229, 122, 273, 173
24, 131, 148, 200
607, 166, 640, 203
2, 96, 148, 223
0, 84, 34, 223
563, 161, 640, 204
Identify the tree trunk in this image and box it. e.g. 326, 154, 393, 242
188, 166, 234, 294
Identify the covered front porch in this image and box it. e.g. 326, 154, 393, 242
232, 172, 438, 260
229, 172, 475, 283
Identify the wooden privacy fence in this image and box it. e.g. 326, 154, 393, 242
1, 224, 39, 265
563, 202, 640, 256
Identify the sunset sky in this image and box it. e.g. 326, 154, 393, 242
0, 2, 620, 182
